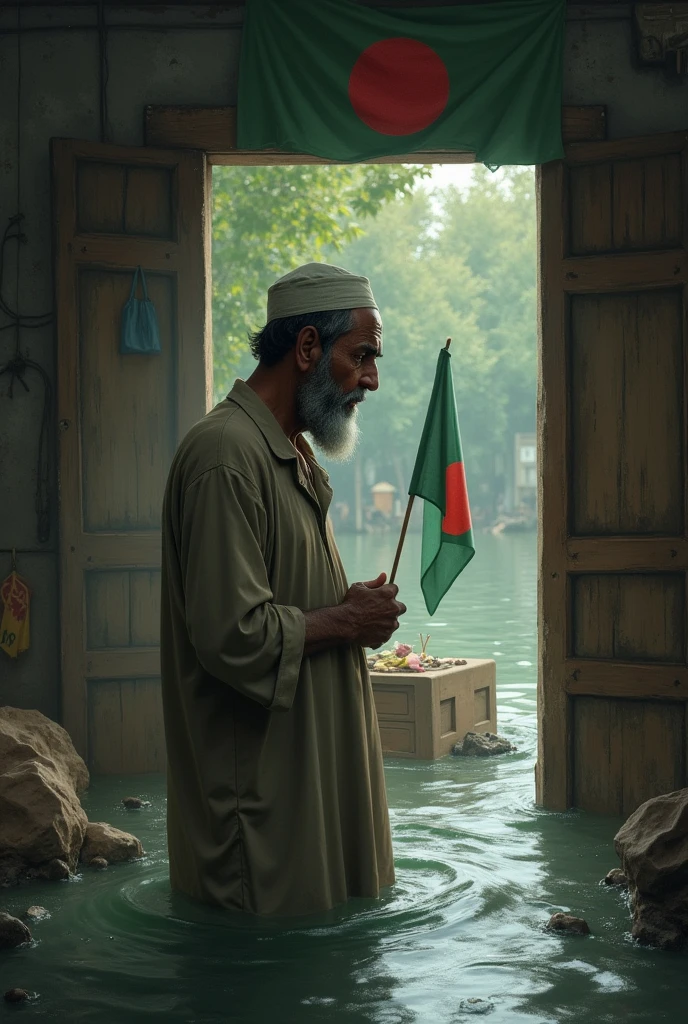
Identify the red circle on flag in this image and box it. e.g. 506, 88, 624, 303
442, 462, 472, 536
348, 38, 449, 137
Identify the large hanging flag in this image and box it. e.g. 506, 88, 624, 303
409, 345, 475, 616
238, 0, 565, 167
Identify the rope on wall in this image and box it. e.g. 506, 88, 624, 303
97, 0, 112, 143
0, 5, 53, 545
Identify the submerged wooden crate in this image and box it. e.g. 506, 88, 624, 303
371, 658, 497, 759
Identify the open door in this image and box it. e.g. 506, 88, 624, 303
538, 131, 688, 814
52, 139, 211, 773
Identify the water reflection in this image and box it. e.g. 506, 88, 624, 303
1, 534, 685, 1023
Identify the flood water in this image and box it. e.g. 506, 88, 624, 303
2, 532, 685, 1022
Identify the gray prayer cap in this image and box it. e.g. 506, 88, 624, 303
267, 262, 378, 322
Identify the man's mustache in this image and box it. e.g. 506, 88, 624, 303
342, 388, 367, 407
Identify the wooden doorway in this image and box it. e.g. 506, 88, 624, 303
538, 130, 688, 814
52, 108, 605, 778
55, 107, 687, 811
52, 139, 211, 772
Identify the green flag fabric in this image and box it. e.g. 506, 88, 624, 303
238, 0, 565, 167
409, 348, 475, 616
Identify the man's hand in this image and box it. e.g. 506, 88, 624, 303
302, 573, 407, 656
342, 572, 407, 650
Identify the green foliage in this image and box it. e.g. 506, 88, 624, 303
330, 166, 536, 510
212, 163, 429, 399
436, 166, 537, 446
211, 163, 536, 515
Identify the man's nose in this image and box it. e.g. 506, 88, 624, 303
360, 364, 379, 392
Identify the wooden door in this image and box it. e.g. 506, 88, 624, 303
537, 131, 688, 815
52, 139, 211, 773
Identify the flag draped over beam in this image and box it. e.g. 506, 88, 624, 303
237, 0, 565, 167
409, 347, 475, 616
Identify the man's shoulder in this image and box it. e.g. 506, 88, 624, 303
173, 399, 272, 488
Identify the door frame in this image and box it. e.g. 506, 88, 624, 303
139, 101, 606, 790
55, 104, 600, 778
52, 138, 212, 764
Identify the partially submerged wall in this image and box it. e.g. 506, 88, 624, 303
0, 2, 686, 719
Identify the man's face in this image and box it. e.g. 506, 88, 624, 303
328, 307, 382, 404
296, 308, 382, 461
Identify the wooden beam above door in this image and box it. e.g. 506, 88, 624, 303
144, 104, 607, 159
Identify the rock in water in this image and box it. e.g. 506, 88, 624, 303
0, 758, 87, 885
80, 822, 143, 865
38, 858, 70, 881
24, 906, 49, 921
4, 988, 30, 1003
88, 857, 108, 870
546, 912, 590, 936
604, 868, 628, 887
0, 707, 89, 884
122, 797, 143, 809
0, 707, 89, 793
614, 788, 688, 949
452, 731, 515, 757
458, 997, 494, 1015
0, 913, 31, 949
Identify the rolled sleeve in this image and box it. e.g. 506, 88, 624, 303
181, 465, 305, 711
269, 604, 306, 711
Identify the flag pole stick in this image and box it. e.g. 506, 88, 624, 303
388, 338, 451, 586
389, 495, 414, 586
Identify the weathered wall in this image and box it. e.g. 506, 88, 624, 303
0, 3, 686, 719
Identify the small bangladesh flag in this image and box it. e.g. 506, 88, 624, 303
409, 345, 475, 616
237, 0, 565, 167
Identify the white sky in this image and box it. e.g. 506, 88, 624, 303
401, 162, 477, 193
424, 163, 477, 190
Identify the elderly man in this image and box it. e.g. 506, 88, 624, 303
161, 263, 406, 916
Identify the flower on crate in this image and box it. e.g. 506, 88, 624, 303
405, 653, 425, 673
394, 642, 413, 658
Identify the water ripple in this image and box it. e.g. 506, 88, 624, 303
1, 536, 684, 1023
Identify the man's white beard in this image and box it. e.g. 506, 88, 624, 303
297, 350, 364, 462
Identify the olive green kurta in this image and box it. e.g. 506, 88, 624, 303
160, 380, 394, 916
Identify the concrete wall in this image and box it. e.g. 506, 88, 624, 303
0, 3, 686, 719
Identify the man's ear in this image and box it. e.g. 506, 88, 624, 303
294, 325, 322, 372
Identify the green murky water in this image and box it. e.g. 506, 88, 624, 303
2, 533, 685, 1022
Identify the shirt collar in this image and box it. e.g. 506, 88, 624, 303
227, 379, 299, 463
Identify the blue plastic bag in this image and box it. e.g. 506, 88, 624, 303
120, 266, 161, 355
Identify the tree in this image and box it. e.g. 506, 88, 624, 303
210, 162, 537, 521
437, 166, 537, 440
211, 163, 429, 400
329, 189, 499, 494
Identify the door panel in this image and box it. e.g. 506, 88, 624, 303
78, 268, 178, 531
537, 130, 688, 814
572, 697, 686, 815
52, 138, 211, 773
570, 289, 683, 535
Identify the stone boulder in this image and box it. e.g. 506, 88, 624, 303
0, 756, 87, 884
80, 823, 143, 865
545, 912, 590, 936
0, 708, 90, 885
603, 868, 628, 887
452, 731, 515, 757
614, 788, 688, 949
0, 912, 31, 949
0, 707, 89, 793
4, 989, 30, 1003
24, 906, 49, 922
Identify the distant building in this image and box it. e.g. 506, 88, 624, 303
370, 481, 396, 517
514, 433, 536, 512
